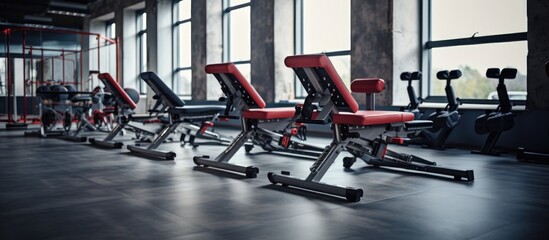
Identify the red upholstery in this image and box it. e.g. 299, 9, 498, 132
242, 107, 296, 120
351, 78, 385, 93
98, 73, 137, 110
205, 63, 266, 109
284, 54, 359, 113
332, 111, 414, 126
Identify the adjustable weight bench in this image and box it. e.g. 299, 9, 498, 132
400, 71, 423, 119
410, 70, 462, 149
89, 73, 161, 149
268, 54, 474, 202
193, 63, 325, 178
128, 72, 226, 160
472, 68, 517, 155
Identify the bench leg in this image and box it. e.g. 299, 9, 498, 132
193, 129, 258, 177
348, 138, 475, 181
268, 141, 363, 202
253, 128, 324, 157
127, 123, 180, 160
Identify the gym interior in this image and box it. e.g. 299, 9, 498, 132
1, 0, 549, 239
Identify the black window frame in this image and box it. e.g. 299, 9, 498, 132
293, 0, 351, 99
222, 0, 251, 78
136, 9, 147, 94
421, 0, 528, 105
173, 0, 192, 98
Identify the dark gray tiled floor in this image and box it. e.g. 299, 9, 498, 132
1, 128, 548, 239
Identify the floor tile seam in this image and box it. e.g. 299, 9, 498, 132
0, 196, 131, 218
358, 189, 431, 205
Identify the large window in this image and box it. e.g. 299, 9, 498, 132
0, 58, 5, 96
137, 10, 147, 94
174, 0, 192, 98
106, 21, 116, 39
424, 0, 527, 101
105, 20, 117, 79
222, 0, 251, 81
294, 0, 351, 98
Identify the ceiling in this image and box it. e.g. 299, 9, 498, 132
0, 0, 97, 29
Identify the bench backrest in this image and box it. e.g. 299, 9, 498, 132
205, 63, 266, 110
140, 72, 185, 108
97, 72, 137, 110
284, 54, 359, 114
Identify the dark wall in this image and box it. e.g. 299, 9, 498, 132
526, 0, 549, 110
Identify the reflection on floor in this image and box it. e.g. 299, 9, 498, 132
0, 128, 548, 239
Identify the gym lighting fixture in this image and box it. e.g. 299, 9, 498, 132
23, 15, 53, 22
47, 10, 88, 17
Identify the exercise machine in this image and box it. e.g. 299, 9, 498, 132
127, 72, 226, 160
268, 54, 474, 202
25, 84, 94, 141
410, 70, 462, 149
24, 84, 72, 137
193, 63, 325, 178
61, 92, 95, 142
472, 68, 517, 155
88, 73, 161, 149
400, 71, 423, 119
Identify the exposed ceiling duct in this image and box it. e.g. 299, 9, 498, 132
23, 15, 53, 23
0, 0, 96, 29
49, 0, 88, 11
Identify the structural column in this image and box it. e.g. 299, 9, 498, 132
191, 0, 208, 100
250, 0, 275, 103
351, 0, 394, 106
205, 0, 223, 100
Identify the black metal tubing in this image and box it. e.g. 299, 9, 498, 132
366, 158, 474, 181
426, 33, 527, 49
222, 2, 251, 13
267, 172, 363, 202
127, 145, 176, 160
88, 138, 123, 149
193, 156, 258, 178
230, 60, 251, 65
422, 95, 526, 106
172, 0, 192, 97
517, 148, 549, 162
174, 19, 191, 26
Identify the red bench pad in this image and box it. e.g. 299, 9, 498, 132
242, 107, 296, 120
98, 73, 137, 110
332, 111, 414, 126
351, 78, 385, 93
205, 63, 266, 109
284, 54, 359, 113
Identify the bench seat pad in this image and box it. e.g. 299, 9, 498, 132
169, 105, 225, 115
332, 111, 414, 126
242, 107, 296, 120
